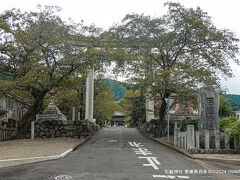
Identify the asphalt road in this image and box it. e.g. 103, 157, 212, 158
0, 127, 240, 180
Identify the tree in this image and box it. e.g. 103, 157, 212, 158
219, 95, 235, 117
109, 2, 239, 136
118, 88, 145, 126
94, 80, 118, 125
54, 76, 86, 120
0, 6, 109, 138
55, 76, 118, 124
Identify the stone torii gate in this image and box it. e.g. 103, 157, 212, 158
77, 39, 156, 124
85, 69, 94, 122
84, 69, 154, 124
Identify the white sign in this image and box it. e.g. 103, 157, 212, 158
165, 98, 174, 107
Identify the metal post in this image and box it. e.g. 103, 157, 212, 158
165, 98, 174, 143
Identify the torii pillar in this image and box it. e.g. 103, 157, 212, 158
85, 69, 94, 122
146, 87, 154, 123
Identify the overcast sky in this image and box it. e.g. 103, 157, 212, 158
1, 0, 240, 94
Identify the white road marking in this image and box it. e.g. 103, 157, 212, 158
177, 176, 190, 179
153, 175, 190, 179
133, 148, 152, 155
138, 157, 161, 170
153, 175, 169, 178
128, 141, 143, 147
54, 175, 72, 180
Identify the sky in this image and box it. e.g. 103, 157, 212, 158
0, 0, 240, 94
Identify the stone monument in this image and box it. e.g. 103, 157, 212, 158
198, 85, 219, 131
37, 103, 67, 122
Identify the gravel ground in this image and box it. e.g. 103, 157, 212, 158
0, 138, 84, 160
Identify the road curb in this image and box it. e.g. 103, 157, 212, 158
72, 128, 100, 151
137, 128, 240, 165
0, 129, 100, 169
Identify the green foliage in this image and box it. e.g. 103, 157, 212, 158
228, 121, 240, 138
185, 118, 199, 131
219, 116, 238, 132
108, 2, 240, 135
94, 81, 118, 125
118, 89, 145, 125
219, 95, 236, 117
0, 6, 112, 137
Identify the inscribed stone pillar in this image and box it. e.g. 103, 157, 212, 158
146, 87, 154, 123
85, 69, 94, 122
205, 130, 210, 149
186, 125, 195, 149
198, 86, 219, 131
214, 130, 220, 149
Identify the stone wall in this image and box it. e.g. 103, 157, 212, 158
34, 120, 99, 139
34, 103, 99, 139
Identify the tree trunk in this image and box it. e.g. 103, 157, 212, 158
157, 92, 170, 137
16, 95, 45, 139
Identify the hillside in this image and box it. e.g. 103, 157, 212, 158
223, 94, 240, 111
108, 79, 126, 101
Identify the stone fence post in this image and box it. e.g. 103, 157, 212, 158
215, 130, 220, 149
174, 128, 180, 147
225, 129, 230, 149
195, 131, 200, 150
183, 131, 187, 149
205, 130, 210, 149
31, 121, 34, 140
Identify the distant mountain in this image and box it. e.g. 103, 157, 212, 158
107, 80, 240, 111
223, 94, 240, 111
108, 79, 126, 101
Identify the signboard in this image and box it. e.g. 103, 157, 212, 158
164, 98, 174, 107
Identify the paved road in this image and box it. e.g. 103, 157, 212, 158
0, 127, 240, 180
